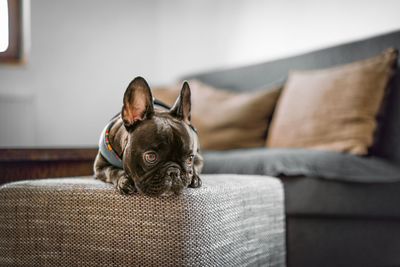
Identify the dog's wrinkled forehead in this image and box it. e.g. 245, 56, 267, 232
131, 113, 194, 153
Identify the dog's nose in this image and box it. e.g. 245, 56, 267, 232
167, 167, 180, 178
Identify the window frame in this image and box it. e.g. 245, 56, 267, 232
0, 0, 28, 64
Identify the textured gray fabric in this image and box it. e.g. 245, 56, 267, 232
282, 176, 400, 218
0, 175, 285, 267
203, 148, 400, 183
185, 30, 400, 165
287, 217, 400, 267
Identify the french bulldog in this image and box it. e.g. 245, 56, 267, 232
94, 77, 203, 196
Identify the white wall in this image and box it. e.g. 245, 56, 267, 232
0, 0, 159, 146
154, 0, 400, 82
1, 0, 400, 147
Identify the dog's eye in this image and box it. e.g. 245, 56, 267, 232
186, 155, 194, 166
143, 151, 158, 164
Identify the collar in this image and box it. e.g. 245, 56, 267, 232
99, 115, 124, 169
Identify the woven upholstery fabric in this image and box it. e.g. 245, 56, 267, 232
0, 174, 285, 267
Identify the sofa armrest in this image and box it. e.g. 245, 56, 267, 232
0, 174, 285, 267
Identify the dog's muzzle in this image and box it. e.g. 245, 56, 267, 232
136, 162, 190, 196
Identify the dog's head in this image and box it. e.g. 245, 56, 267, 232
121, 77, 202, 196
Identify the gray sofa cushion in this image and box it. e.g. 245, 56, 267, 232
203, 148, 400, 183
204, 149, 400, 219
282, 175, 400, 219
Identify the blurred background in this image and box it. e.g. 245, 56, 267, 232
1, 0, 400, 147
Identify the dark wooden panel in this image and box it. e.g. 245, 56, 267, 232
0, 148, 98, 184
0, 148, 98, 161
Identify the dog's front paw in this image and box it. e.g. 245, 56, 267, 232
116, 175, 137, 195
189, 174, 202, 188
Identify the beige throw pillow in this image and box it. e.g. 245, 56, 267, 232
154, 80, 281, 150
266, 48, 398, 155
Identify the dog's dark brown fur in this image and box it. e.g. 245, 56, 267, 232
94, 77, 203, 196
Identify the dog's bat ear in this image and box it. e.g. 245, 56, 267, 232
170, 81, 191, 124
121, 76, 154, 129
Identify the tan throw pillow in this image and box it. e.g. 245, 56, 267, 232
266, 48, 398, 155
153, 80, 281, 150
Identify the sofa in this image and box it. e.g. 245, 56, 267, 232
185, 30, 400, 266
2, 30, 400, 267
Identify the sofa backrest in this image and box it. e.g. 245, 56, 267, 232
185, 30, 400, 165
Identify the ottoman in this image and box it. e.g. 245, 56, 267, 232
0, 174, 285, 267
